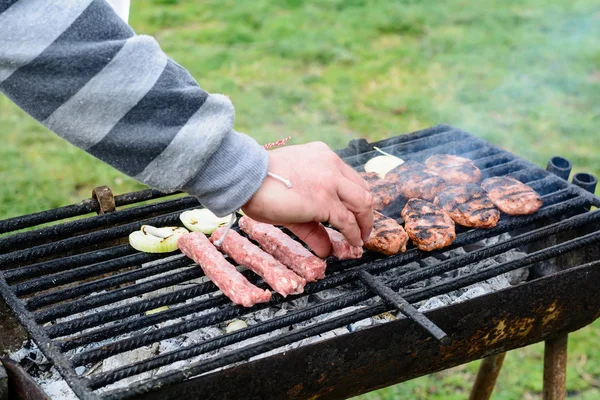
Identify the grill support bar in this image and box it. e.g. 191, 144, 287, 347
543, 334, 568, 400
358, 271, 449, 343
468, 353, 506, 400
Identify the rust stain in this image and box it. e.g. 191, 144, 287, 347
440, 313, 538, 360
542, 302, 562, 327
308, 386, 334, 400
288, 383, 303, 397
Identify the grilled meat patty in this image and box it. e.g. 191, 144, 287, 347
385, 161, 446, 201
359, 172, 398, 210
401, 199, 456, 251
364, 210, 409, 256
481, 177, 543, 215
434, 184, 500, 228
425, 154, 482, 185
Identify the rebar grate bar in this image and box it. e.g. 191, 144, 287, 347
358, 270, 449, 343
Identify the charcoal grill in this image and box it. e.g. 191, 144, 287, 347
0, 124, 598, 400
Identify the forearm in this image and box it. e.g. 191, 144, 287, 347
0, 0, 268, 216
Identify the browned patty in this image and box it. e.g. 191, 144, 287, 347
359, 171, 381, 184
481, 177, 543, 215
401, 199, 456, 251
385, 161, 447, 201
364, 210, 409, 256
359, 172, 398, 211
425, 154, 482, 185
433, 184, 500, 229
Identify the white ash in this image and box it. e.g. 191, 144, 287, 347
11, 236, 532, 399
9, 340, 78, 400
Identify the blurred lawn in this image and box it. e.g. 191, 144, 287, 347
0, 0, 598, 398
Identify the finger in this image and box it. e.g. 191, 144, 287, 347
284, 221, 332, 258
339, 160, 370, 191
327, 202, 363, 247
336, 180, 374, 243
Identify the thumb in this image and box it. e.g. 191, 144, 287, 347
284, 221, 332, 258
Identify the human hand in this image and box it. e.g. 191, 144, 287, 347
241, 142, 374, 257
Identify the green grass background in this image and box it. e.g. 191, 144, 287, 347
0, 0, 598, 398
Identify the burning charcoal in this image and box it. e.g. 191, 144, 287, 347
281, 296, 310, 310
347, 318, 373, 332
156, 360, 189, 376
455, 287, 488, 303
274, 308, 288, 318
372, 312, 397, 324
100, 347, 156, 390
507, 268, 529, 285
406, 280, 427, 290
249, 308, 277, 323
485, 275, 511, 292
437, 247, 467, 261
417, 294, 452, 312
182, 327, 222, 345
37, 371, 78, 400
378, 263, 420, 282
75, 366, 86, 376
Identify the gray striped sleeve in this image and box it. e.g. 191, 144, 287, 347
0, 0, 269, 216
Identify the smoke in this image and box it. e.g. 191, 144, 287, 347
436, 6, 600, 177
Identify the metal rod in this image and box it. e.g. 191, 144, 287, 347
14, 252, 166, 297
58, 296, 228, 351
46, 283, 214, 338
358, 270, 448, 343
67, 196, 592, 365
0, 196, 199, 254
469, 352, 507, 400
26, 256, 191, 310
89, 229, 600, 388
104, 248, 600, 397
34, 267, 203, 323
0, 208, 195, 267
0, 277, 99, 400
90, 290, 377, 389
0, 189, 180, 235
543, 334, 568, 400
3, 244, 135, 283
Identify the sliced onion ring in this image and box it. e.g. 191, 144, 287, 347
179, 209, 236, 234
128, 225, 189, 253
364, 148, 404, 178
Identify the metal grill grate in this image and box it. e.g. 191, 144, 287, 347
0, 125, 598, 400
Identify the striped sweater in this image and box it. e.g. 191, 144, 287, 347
0, 0, 269, 216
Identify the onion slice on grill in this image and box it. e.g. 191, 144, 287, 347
225, 319, 248, 333
179, 209, 236, 234
129, 225, 189, 253
364, 147, 404, 178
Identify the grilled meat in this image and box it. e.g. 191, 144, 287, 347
238, 217, 327, 282
210, 227, 306, 297
178, 232, 271, 307
401, 199, 456, 251
425, 154, 482, 185
364, 210, 409, 256
325, 227, 364, 260
359, 172, 399, 210
481, 176, 543, 215
385, 161, 446, 201
434, 184, 500, 229
359, 171, 381, 184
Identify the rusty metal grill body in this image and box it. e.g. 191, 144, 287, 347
0, 124, 598, 400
